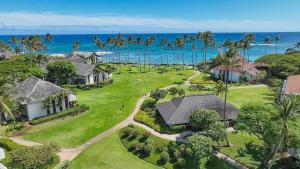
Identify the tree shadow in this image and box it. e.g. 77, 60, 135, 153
237, 141, 265, 162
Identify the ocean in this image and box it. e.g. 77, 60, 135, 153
1, 32, 300, 64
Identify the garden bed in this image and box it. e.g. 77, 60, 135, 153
29, 104, 89, 125
119, 125, 234, 169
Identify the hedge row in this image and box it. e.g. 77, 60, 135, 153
77, 79, 113, 90
29, 104, 89, 125
0, 138, 21, 151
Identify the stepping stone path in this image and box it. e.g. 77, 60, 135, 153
0, 148, 7, 169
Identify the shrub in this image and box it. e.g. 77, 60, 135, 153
170, 125, 186, 132
48, 142, 61, 152
0, 138, 20, 151
156, 144, 168, 153
127, 124, 134, 128
134, 111, 160, 132
177, 158, 186, 167
9, 145, 58, 169
143, 131, 151, 139
143, 144, 153, 156
123, 127, 133, 136
4, 123, 25, 136
179, 144, 187, 155
131, 141, 140, 151
130, 129, 139, 138
145, 139, 154, 145
160, 151, 169, 164
29, 104, 89, 125
54, 160, 70, 169
173, 150, 181, 160
140, 99, 156, 112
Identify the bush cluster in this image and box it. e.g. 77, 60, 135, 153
77, 79, 113, 90
9, 144, 59, 169
29, 104, 89, 125
0, 138, 21, 151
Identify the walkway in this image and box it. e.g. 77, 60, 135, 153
10, 71, 248, 169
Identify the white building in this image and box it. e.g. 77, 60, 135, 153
13, 77, 76, 120
73, 62, 111, 85
212, 57, 259, 83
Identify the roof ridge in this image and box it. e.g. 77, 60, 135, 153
26, 77, 40, 98
167, 97, 184, 123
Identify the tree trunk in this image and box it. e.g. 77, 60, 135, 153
223, 69, 229, 125
267, 127, 286, 169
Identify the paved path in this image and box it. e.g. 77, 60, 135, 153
10, 70, 248, 169
229, 84, 267, 89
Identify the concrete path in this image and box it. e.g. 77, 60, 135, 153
229, 84, 267, 89
9, 70, 248, 169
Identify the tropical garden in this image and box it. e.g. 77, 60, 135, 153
0, 32, 299, 169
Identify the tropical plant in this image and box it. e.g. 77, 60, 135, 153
263, 36, 272, 54
216, 46, 238, 124
189, 108, 220, 131
213, 80, 227, 98
187, 134, 212, 165
150, 89, 167, 102
268, 95, 300, 169
275, 35, 280, 54
199, 31, 215, 68
46, 60, 76, 85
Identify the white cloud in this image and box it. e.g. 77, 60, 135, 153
0, 12, 299, 34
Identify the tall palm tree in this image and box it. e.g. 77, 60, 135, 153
166, 42, 173, 66
127, 35, 135, 70
136, 36, 143, 72
0, 76, 15, 126
106, 37, 114, 63
222, 39, 232, 52
95, 39, 106, 63
144, 38, 151, 72
217, 46, 238, 124
191, 44, 197, 68
159, 38, 167, 69
267, 95, 300, 169
148, 36, 156, 71
245, 33, 254, 60
175, 37, 185, 68
199, 31, 215, 68
263, 36, 272, 54
275, 35, 280, 54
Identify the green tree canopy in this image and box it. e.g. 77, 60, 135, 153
189, 108, 220, 131
187, 134, 212, 165
150, 89, 167, 101
46, 60, 76, 85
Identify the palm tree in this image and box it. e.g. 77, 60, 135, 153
0, 76, 15, 126
95, 39, 106, 63
191, 44, 197, 68
217, 46, 238, 124
267, 95, 300, 169
0, 96, 15, 126
214, 80, 227, 99
275, 35, 280, 54
72, 41, 81, 53
159, 38, 167, 69
263, 36, 272, 54
136, 36, 143, 72
175, 37, 185, 68
166, 42, 173, 66
148, 36, 156, 71
222, 39, 232, 52
127, 35, 135, 70
199, 31, 215, 68
106, 37, 114, 63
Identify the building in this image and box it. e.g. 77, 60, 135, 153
67, 51, 101, 64
282, 75, 300, 95
12, 77, 77, 120
155, 94, 239, 126
212, 56, 259, 83
0, 50, 15, 60
73, 62, 110, 85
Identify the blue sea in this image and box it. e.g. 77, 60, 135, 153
1, 32, 300, 64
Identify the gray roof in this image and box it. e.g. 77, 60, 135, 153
66, 52, 98, 63
73, 62, 95, 76
156, 94, 239, 125
12, 77, 69, 104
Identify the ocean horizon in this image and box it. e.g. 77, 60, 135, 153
1, 32, 300, 64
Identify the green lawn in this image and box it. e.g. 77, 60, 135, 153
23, 66, 195, 147
70, 127, 233, 169
219, 133, 263, 169
227, 86, 273, 108
69, 131, 161, 169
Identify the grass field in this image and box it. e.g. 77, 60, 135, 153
69, 131, 161, 169
69, 128, 233, 169
23, 66, 195, 147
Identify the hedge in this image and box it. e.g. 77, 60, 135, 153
29, 104, 89, 125
0, 138, 21, 151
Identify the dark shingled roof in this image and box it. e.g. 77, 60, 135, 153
73, 62, 95, 76
12, 77, 69, 104
156, 94, 239, 125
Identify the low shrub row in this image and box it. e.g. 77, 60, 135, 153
134, 111, 186, 134
8, 144, 60, 169
77, 79, 113, 90
29, 104, 89, 125
0, 138, 21, 151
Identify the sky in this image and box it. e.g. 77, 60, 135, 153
0, 0, 299, 34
